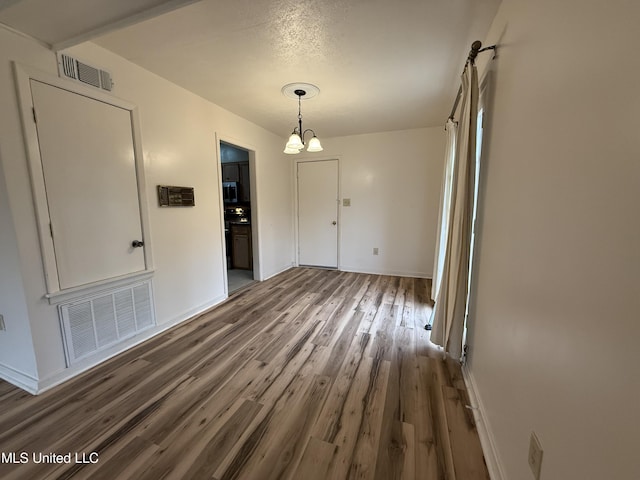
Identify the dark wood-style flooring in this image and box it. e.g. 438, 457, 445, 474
0, 268, 488, 479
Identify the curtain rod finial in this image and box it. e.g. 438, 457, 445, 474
468, 41, 483, 62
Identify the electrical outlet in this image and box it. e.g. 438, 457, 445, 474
373, 247, 379, 255
343, 198, 351, 207
528, 432, 543, 479
0, 314, 5, 331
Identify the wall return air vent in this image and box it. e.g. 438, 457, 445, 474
58, 280, 155, 365
57, 53, 113, 91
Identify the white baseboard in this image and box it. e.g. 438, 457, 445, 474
339, 265, 431, 279
461, 364, 506, 480
34, 293, 227, 395
0, 363, 39, 394
262, 264, 295, 281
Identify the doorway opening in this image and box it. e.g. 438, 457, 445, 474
220, 141, 255, 293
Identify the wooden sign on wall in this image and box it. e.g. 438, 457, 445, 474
157, 185, 195, 207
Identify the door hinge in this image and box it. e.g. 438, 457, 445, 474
461, 344, 469, 365
32, 107, 37, 123
49, 223, 53, 238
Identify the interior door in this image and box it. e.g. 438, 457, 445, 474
30, 80, 145, 290
297, 159, 338, 268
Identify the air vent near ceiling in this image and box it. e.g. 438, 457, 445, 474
57, 53, 113, 91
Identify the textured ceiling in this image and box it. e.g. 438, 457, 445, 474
0, 0, 501, 138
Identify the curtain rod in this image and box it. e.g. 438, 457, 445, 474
447, 40, 497, 122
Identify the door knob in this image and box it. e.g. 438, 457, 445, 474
332, 221, 337, 225
131, 240, 144, 248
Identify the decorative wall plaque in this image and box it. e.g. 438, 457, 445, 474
157, 185, 195, 207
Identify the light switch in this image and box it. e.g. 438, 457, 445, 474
343, 198, 351, 207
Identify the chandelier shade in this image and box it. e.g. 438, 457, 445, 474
282, 85, 323, 154
306, 135, 323, 152
285, 132, 304, 151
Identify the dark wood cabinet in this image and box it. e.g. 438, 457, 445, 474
239, 162, 251, 202
231, 224, 252, 270
222, 162, 250, 202
222, 163, 240, 182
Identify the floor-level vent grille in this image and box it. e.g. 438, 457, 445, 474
57, 53, 113, 91
59, 280, 155, 365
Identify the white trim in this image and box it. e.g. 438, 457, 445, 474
45, 270, 154, 305
0, 19, 52, 49
340, 265, 431, 279
51, 0, 202, 51
0, 363, 39, 394
248, 148, 260, 280
213, 135, 229, 295
131, 106, 155, 271
462, 364, 506, 480
215, 133, 262, 281
14, 64, 62, 292
35, 293, 226, 394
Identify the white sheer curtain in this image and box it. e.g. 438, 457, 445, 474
430, 63, 479, 359
431, 119, 457, 302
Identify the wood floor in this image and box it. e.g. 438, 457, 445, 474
0, 268, 488, 480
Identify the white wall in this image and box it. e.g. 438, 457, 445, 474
317, 127, 445, 277
0, 28, 58, 388
466, 1, 640, 479
0, 29, 294, 390
0, 149, 38, 387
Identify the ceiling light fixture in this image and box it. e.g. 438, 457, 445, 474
282, 85, 323, 154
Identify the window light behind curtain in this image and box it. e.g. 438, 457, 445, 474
431, 119, 457, 302
430, 63, 478, 360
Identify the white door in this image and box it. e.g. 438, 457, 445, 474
30, 80, 145, 290
297, 160, 338, 268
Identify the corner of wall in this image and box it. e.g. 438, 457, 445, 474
0, 363, 39, 394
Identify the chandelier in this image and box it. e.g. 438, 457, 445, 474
282, 84, 323, 154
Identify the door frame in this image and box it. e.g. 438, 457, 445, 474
13, 62, 154, 301
294, 156, 341, 269
215, 133, 260, 295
